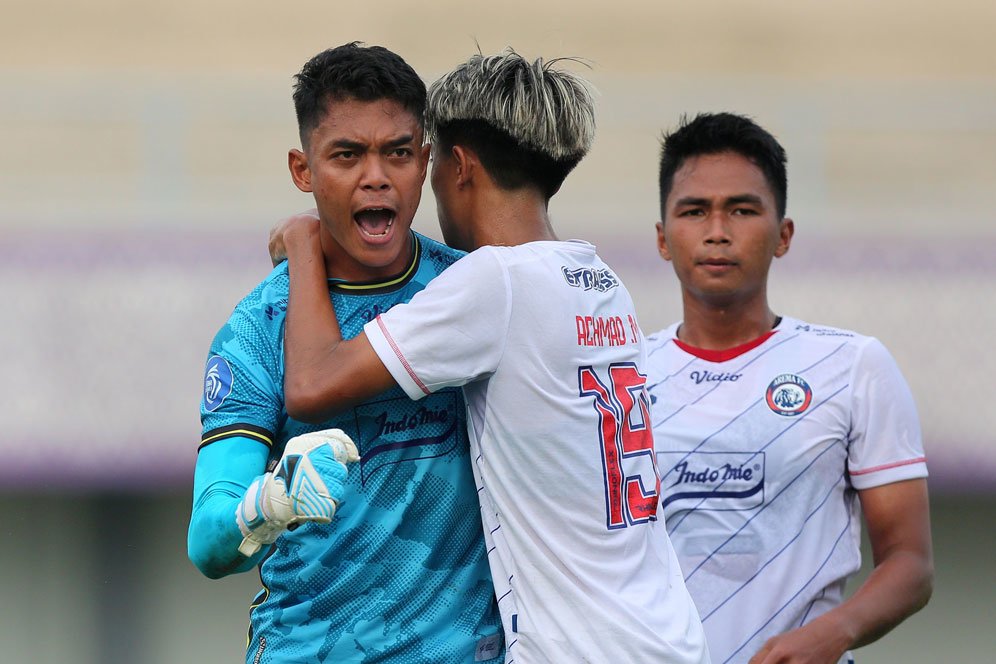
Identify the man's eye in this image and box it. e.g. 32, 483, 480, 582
333, 151, 356, 160
391, 148, 413, 158
732, 208, 758, 216
679, 209, 705, 217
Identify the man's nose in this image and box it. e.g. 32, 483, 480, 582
704, 212, 731, 244
360, 156, 390, 190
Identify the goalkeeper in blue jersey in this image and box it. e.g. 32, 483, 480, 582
187, 43, 503, 663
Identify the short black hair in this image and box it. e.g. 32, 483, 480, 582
659, 113, 788, 219
292, 42, 426, 146
433, 119, 584, 199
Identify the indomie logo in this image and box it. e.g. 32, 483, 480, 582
354, 393, 461, 488
561, 266, 619, 292
658, 451, 765, 510
672, 460, 755, 485
765, 373, 813, 416
374, 406, 450, 437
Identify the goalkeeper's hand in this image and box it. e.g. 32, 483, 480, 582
235, 428, 359, 557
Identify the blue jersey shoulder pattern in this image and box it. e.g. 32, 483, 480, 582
199, 234, 501, 663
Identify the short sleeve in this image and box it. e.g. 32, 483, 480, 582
364, 248, 510, 401
847, 338, 928, 490
199, 307, 282, 450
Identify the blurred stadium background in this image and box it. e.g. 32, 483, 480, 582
1, 1, 994, 661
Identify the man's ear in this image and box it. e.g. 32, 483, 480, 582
774, 217, 794, 258
656, 221, 672, 261
288, 148, 312, 193
450, 145, 475, 189
418, 143, 431, 183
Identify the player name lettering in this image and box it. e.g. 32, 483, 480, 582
375, 406, 449, 436
576, 315, 635, 347
689, 370, 742, 385
576, 315, 627, 346
672, 460, 754, 485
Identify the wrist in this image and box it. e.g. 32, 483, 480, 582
814, 611, 858, 654
235, 473, 286, 556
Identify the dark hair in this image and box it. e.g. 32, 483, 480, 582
659, 112, 788, 219
433, 119, 583, 199
292, 42, 426, 146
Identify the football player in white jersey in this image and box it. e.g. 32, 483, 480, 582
646, 112, 933, 664
271, 51, 710, 663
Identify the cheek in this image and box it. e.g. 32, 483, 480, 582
663, 228, 691, 259
311, 173, 349, 206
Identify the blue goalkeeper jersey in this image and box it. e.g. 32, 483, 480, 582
199, 232, 503, 663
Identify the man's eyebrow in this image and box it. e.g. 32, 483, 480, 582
383, 134, 416, 149
673, 194, 765, 208
330, 139, 366, 151
725, 194, 765, 206
673, 196, 710, 208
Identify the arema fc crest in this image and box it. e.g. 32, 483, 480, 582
765, 373, 813, 416
203, 356, 234, 412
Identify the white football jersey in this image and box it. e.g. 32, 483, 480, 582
646, 317, 927, 664
366, 240, 709, 664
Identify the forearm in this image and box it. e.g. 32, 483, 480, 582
821, 546, 933, 649
188, 481, 263, 578
187, 437, 269, 578
751, 479, 933, 664
810, 478, 934, 653
283, 228, 349, 420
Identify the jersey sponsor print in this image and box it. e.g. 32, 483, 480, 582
647, 318, 926, 664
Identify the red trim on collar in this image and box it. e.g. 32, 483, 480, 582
674, 330, 778, 362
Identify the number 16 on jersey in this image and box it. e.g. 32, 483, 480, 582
578, 363, 661, 530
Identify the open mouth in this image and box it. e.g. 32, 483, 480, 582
354, 208, 396, 238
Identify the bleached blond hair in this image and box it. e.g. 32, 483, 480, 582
426, 50, 595, 161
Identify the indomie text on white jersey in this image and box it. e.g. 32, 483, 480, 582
366, 240, 709, 664
646, 317, 926, 664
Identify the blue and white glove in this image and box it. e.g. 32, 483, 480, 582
235, 428, 360, 557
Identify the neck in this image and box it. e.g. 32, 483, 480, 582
677, 290, 778, 350
464, 186, 557, 250
319, 229, 413, 282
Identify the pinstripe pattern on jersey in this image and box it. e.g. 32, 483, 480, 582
648, 317, 925, 664
668, 382, 848, 535
682, 412, 846, 579
722, 505, 854, 664
659, 336, 847, 534
651, 332, 801, 432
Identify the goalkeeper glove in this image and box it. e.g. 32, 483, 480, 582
235, 428, 359, 557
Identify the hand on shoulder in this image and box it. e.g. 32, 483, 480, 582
269, 209, 321, 266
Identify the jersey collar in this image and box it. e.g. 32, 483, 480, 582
327, 233, 421, 295
673, 317, 782, 362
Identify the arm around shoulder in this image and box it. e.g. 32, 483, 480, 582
283, 331, 397, 423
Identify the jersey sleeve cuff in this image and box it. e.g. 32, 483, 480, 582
849, 456, 928, 490
364, 315, 431, 401
199, 423, 275, 450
